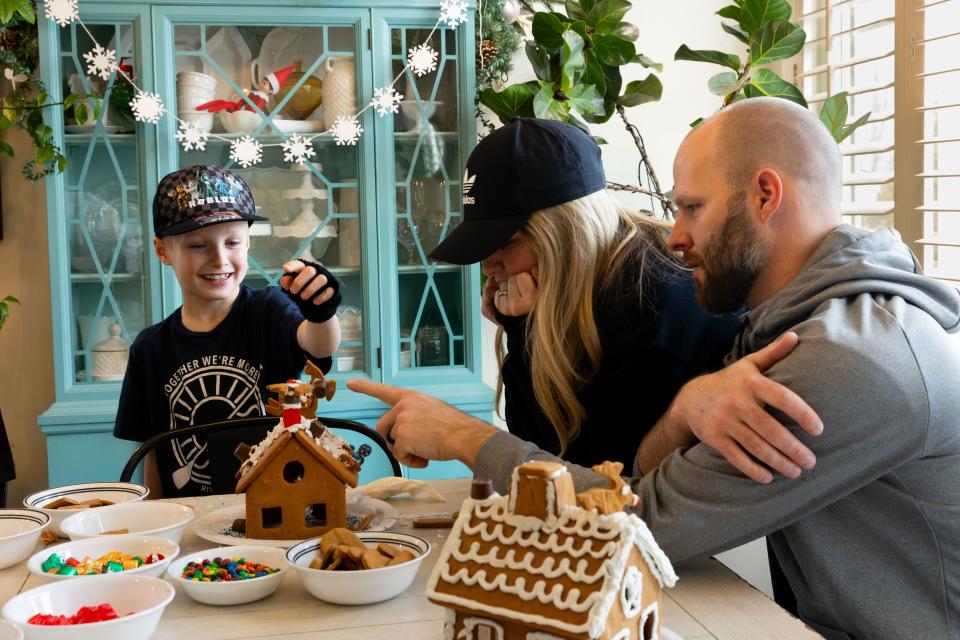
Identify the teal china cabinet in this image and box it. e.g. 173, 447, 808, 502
37, 0, 491, 485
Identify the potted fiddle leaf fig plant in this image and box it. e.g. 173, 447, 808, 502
0, 295, 18, 331
675, 0, 870, 141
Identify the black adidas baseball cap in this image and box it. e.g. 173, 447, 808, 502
152, 165, 268, 237
428, 118, 606, 265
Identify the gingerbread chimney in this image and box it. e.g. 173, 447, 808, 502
509, 460, 576, 519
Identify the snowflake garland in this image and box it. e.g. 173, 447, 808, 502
44, 0, 78, 27
282, 133, 316, 166
371, 86, 404, 117
329, 116, 363, 146
408, 44, 439, 78
439, 0, 468, 28
82, 44, 117, 81
175, 120, 210, 152
129, 90, 166, 124
230, 135, 263, 168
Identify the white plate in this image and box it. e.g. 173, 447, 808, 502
204, 26, 252, 103
192, 495, 396, 548
661, 627, 683, 640
64, 125, 124, 134
271, 119, 326, 133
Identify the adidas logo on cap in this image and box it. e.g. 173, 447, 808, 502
462, 170, 476, 205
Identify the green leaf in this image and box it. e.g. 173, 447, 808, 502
708, 71, 740, 95
37, 145, 53, 165
717, 5, 742, 21
838, 111, 871, 143
533, 81, 571, 120
675, 44, 741, 70
740, 0, 792, 35
36, 124, 53, 144
615, 21, 639, 41
565, 0, 588, 20
63, 93, 83, 109
560, 29, 586, 92
580, 0, 597, 13
690, 116, 705, 127
749, 20, 805, 65
17, 0, 34, 22
722, 22, 750, 44
631, 53, 663, 72
526, 42, 557, 82
743, 68, 807, 106
0, 0, 34, 23
0, 114, 9, 128
2, 295, 20, 305
74, 103, 88, 126
818, 91, 850, 140
592, 34, 636, 66
57, 154, 68, 173
569, 20, 589, 41
586, 0, 632, 33
583, 53, 607, 98
479, 82, 538, 124
616, 74, 663, 106
0, 141, 12, 157
533, 12, 567, 51
568, 84, 605, 115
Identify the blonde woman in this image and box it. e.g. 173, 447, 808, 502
428, 119, 739, 468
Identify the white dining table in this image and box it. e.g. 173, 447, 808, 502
1, 478, 822, 639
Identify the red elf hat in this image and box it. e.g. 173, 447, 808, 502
264, 64, 296, 95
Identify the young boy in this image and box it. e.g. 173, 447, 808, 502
114, 164, 342, 498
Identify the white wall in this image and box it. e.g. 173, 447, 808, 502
479, 0, 775, 598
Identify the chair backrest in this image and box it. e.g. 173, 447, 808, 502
0, 409, 15, 508
118, 415, 402, 494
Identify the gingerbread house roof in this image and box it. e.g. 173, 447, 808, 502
236, 423, 358, 493
426, 464, 677, 639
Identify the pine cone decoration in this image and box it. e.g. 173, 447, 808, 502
476, 39, 500, 70
0, 28, 19, 52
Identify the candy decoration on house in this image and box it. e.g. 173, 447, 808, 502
195, 64, 296, 114
265, 360, 336, 428
427, 460, 678, 640
48, 0, 468, 165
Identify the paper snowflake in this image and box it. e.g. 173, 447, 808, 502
230, 135, 263, 168
371, 86, 404, 117
439, 0, 468, 28
130, 91, 166, 124
282, 133, 316, 166
175, 120, 210, 152
83, 44, 117, 81
329, 116, 363, 146
408, 44, 439, 78
44, 0, 78, 27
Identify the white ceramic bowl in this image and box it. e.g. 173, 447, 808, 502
23, 483, 149, 538
1, 574, 174, 640
27, 534, 179, 582
219, 109, 262, 133
178, 109, 214, 132
286, 531, 430, 605
60, 501, 194, 544
0, 620, 23, 640
0, 510, 50, 570
167, 545, 287, 606
176, 70, 217, 91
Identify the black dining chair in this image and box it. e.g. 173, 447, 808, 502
0, 410, 15, 507
119, 415, 402, 494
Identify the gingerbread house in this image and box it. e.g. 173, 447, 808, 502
427, 461, 677, 640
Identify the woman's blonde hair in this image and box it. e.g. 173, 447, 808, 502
495, 189, 681, 454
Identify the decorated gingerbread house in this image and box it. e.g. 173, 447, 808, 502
234, 362, 361, 540
427, 461, 677, 640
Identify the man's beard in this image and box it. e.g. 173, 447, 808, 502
688, 191, 768, 314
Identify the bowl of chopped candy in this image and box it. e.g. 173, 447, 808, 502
26, 534, 178, 582
166, 545, 287, 605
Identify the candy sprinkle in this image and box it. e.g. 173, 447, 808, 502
180, 557, 279, 582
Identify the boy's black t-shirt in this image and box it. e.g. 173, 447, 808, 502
114, 285, 331, 498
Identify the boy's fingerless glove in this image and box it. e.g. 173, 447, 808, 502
284, 259, 341, 323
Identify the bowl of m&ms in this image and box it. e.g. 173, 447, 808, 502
23, 482, 149, 538
1, 574, 174, 640
26, 534, 178, 581
0, 509, 50, 571
166, 545, 287, 606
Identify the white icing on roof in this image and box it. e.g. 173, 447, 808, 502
237, 416, 354, 479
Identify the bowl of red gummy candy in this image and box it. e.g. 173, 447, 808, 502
166, 545, 287, 606
0, 574, 174, 640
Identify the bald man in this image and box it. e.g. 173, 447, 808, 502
350, 98, 960, 638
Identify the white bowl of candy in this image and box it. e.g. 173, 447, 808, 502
1, 574, 174, 640
26, 534, 178, 582
0, 619, 23, 640
286, 530, 430, 605
166, 545, 287, 606
0, 509, 50, 570
60, 501, 193, 544
23, 483, 149, 538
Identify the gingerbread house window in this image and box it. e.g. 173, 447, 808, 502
304, 502, 327, 527
461, 617, 504, 640
640, 602, 659, 640
261, 505, 282, 529
621, 566, 644, 618
283, 460, 305, 483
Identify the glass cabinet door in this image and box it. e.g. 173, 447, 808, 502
170, 20, 367, 374
387, 23, 467, 371
60, 19, 146, 385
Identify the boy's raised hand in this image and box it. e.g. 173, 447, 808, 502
280, 259, 341, 323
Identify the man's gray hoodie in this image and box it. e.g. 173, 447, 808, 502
475, 225, 960, 639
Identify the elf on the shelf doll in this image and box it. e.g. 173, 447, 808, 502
196, 64, 295, 114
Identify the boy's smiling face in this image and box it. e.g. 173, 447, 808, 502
154, 220, 250, 309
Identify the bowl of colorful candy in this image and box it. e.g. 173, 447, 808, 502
60, 501, 193, 544
23, 483, 149, 538
1, 574, 174, 640
26, 534, 178, 582
166, 545, 287, 606
286, 529, 430, 605
0, 509, 50, 570
0, 620, 23, 640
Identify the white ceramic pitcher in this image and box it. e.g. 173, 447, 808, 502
321, 56, 356, 130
